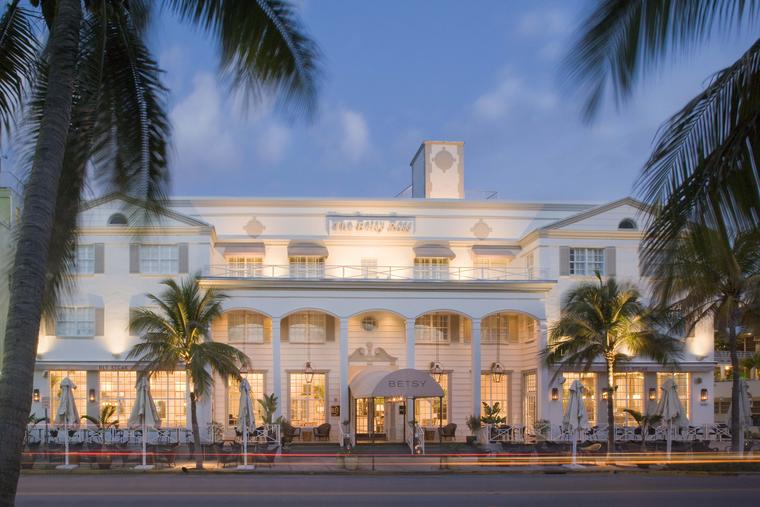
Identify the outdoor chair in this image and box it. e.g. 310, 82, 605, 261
438, 423, 457, 441
281, 424, 301, 445
253, 444, 279, 467
313, 423, 331, 441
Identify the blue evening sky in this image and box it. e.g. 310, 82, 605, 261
150, 0, 756, 202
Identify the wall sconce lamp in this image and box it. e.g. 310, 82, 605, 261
551, 388, 559, 401
648, 388, 657, 401
700, 389, 709, 402
32, 389, 40, 402
601, 389, 609, 401
88, 389, 96, 403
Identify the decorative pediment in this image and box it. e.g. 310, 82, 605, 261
349, 342, 397, 365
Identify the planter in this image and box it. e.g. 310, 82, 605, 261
466, 435, 477, 445
340, 455, 359, 471
96, 453, 113, 470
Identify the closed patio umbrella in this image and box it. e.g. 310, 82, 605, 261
55, 377, 80, 469
727, 379, 752, 455
563, 379, 588, 466
237, 378, 255, 470
655, 377, 688, 459
128, 375, 161, 469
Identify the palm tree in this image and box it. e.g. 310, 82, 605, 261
742, 352, 760, 379
0, 1, 318, 498
127, 275, 250, 469
543, 274, 682, 453
563, 2, 760, 254
622, 408, 662, 452
648, 224, 760, 451
81, 404, 119, 430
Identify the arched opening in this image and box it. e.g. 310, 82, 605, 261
480, 311, 539, 425
618, 218, 637, 230
107, 213, 128, 225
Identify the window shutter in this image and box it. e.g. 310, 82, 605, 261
94, 243, 105, 273
450, 314, 460, 343
95, 308, 104, 336
129, 244, 140, 273
605, 247, 616, 277
281, 317, 289, 342
559, 246, 570, 276
178, 243, 189, 273
128, 307, 137, 335
43, 314, 56, 336
326, 317, 335, 342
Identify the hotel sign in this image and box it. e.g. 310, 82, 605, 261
327, 215, 414, 236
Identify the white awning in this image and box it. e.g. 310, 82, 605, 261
471, 245, 518, 259
349, 368, 445, 399
223, 243, 265, 256
413, 244, 456, 259
287, 242, 328, 257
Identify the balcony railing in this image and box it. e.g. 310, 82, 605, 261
714, 351, 758, 363
204, 264, 546, 282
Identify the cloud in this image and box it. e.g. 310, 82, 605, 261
472, 71, 557, 121
339, 108, 369, 161
517, 8, 571, 37
256, 124, 291, 163
170, 72, 242, 175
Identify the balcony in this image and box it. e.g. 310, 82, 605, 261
203, 264, 547, 282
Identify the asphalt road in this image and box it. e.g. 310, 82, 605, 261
16, 473, 760, 506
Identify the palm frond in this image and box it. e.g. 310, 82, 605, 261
563, 0, 759, 120
638, 38, 760, 263
0, 0, 39, 137
166, 0, 321, 116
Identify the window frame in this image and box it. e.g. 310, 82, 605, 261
288, 372, 327, 427
74, 244, 96, 274
56, 306, 95, 337
227, 311, 266, 344
139, 244, 179, 274
414, 257, 449, 280
288, 311, 327, 344
414, 313, 450, 344
227, 372, 266, 427
414, 373, 449, 427
569, 247, 605, 276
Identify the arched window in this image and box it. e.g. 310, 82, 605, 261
618, 218, 637, 230
107, 213, 128, 225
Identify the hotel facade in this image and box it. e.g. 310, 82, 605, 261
9, 141, 716, 443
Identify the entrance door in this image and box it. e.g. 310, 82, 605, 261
355, 397, 386, 441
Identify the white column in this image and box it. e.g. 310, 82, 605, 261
405, 318, 415, 368
471, 318, 481, 417
339, 317, 349, 424
271, 317, 282, 418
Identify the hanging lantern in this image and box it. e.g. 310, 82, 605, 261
490, 362, 505, 383
429, 361, 444, 384
304, 361, 314, 384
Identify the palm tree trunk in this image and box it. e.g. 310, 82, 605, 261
190, 392, 204, 470
606, 362, 615, 456
728, 320, 741, 453
0, 0, 81, 503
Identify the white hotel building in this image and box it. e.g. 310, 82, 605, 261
13, 141, 715, 443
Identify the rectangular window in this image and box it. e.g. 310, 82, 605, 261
481, 373, 509, 420
415, 313, 450, 344
522, 371, 537, 428
289, 256, 325, 278
562, 373, 596, 426
99, 371, 137, 426
569, 248, 605, 276
74, 245, 95, 274
613, 372, 644, 425
227, 373, 265, 426
56, 307, 95, 337
481, 314, 515, 344
657, 373, 690, 419
228, 311, 265, 344
49, 370, 87, 417
226, 256, 263, 277
140, 245, 179, 274
414, 258, 449, 280
289, 372, 326, 427
474, 257, 508, 280
288, 311, 327, 343
150, 371, 187, 427
414, 374, 448, 427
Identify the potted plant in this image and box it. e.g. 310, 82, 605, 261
81, 405, 118, 469
534, 419, 551, 442
466, 415, 481, 445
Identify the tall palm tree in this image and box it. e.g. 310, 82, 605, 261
648, 224, 760, 451
0, 1, 318, 499
563, 1, 760, 287
127, 275, 250, 470
543, 274, 682, 453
